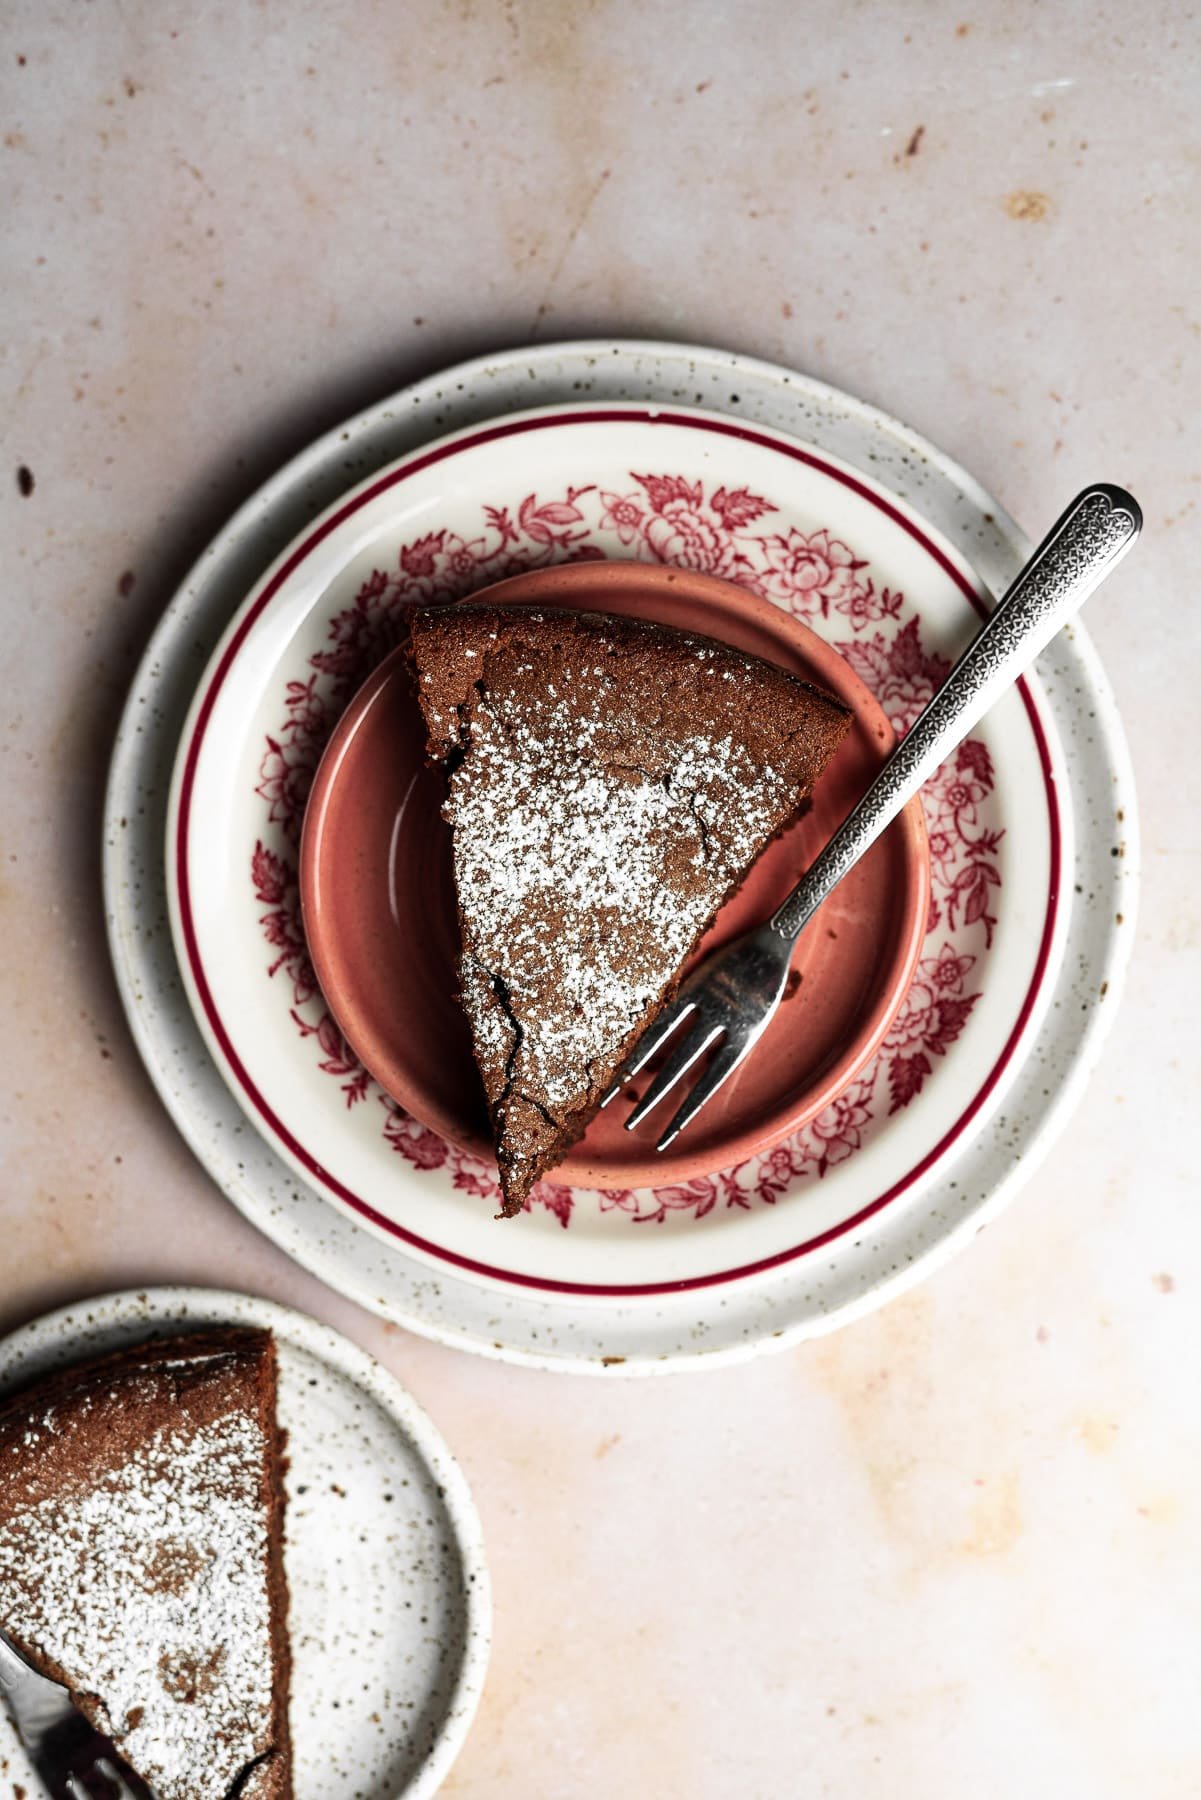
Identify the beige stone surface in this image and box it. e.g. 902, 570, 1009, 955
2, 1, 1199, 1793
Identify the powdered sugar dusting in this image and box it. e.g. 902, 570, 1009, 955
440, 633, 798, 1141
0, 1408, 273, 1800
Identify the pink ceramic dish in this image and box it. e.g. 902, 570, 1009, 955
299, 562, 929, 1192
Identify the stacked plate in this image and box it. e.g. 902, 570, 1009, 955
104, 341, 1137, 1372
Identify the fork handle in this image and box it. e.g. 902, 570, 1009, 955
769, 483, 1142, 942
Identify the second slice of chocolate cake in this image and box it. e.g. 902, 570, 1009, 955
410, 604, 852, 1213
0, 1328, 292, 1800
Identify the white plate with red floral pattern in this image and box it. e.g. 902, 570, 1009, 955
106, 339, 1136, 1369
165, 400, 1071, 1300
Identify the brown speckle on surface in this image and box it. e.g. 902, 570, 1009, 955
600, 1355, 626, 1366
15, 466, 33, 497
1136, 1494, 1182, 1525
1153, 1273, 1175, 1294
1079, 1416, 1120, 1456
905, 124, 925, 157
695, 78, 711, 93
16, 53, 26, 64
123, 76, 138, 97
1036, 1325, 1049, 1343
594, 1433, 621, 1458
1005, 189, 1052, 221
959, 1471, 1022, 1557
117, 569, 136, 597
956, 20, 971, 34
781, 300, 793, 318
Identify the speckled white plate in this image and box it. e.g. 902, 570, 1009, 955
0, 1288, 490, 1799
103, 340, 1138, 1370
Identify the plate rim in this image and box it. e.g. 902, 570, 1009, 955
102, 338, 1139, 1369
0, 1283, 492, 1799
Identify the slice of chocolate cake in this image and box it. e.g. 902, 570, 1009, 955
0, 1328, 292, 1800
410, 604, 852, 1213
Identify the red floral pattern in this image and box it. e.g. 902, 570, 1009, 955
251, 472, 1004, 1226
758, 525, 866, 615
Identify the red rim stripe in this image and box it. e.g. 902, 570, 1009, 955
175, 409, 1061, 1297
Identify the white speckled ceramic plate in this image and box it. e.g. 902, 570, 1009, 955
103, 341, 1138, 1370
0, 1288, 490, 1799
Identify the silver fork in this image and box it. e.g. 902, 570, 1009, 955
0, 1631, 156, 1800
600, 483, 1142, 1150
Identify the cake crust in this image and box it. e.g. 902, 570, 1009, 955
0, 1327, 292, 1800
410, 603, 852, 1213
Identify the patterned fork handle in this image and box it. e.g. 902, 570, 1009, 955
770, 484, 1142, 942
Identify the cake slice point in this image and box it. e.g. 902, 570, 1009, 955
410, 604, 853, 1214
0, 1328, 292, 1800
